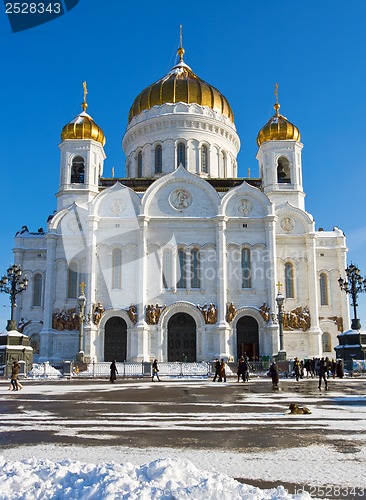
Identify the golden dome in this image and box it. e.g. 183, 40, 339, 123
257, 85, 300, 146
61, 82, 106, 146
128, 47, 234, 123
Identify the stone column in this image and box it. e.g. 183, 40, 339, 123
215, 216, 231, 358
136, 215, 150, 361
306, 233, 323, 356
39, 233, 57, 360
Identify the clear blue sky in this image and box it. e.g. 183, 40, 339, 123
1, 0, 366, 329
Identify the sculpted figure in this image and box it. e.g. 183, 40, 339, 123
127, 304, 138, 324
226, 302, 236, 323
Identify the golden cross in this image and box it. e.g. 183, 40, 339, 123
274, 82, 279, 103
276, 281, 282, 293
180, 24, 183, 48
80, 281, 86, 294
82, 81, 88, 111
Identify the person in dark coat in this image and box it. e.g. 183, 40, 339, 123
152, 359, 161, 381
213, 358, 220, 382
318, 357, 328, 390
293, 357, 301, 381
269, 361, 279, 388
109, 360, 118, 383
336, 359, 344, 378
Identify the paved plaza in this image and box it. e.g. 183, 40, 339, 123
1, 376, 366, 497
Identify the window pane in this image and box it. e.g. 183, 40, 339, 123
155, 145, 162, 174
320, 273, 328, 305
177, 249, 186, 288
68, 263, 78, 299
177, 143, 186, 168
33, 274, 42, 306
201, 146, 208, 173
191, 250, 200, 289
71, 156, 85, 183
242, 248, 251, 288
285, 263, 294, 298
137, 151, 142, 177
112, 249, 122, 289
162, 250, 172, 289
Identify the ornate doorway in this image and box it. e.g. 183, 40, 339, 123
104, 317, 127, 362
236, 316, 259, 361
167, 313, 196, 362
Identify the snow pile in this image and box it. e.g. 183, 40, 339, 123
0, 456, 312, 500
27, 362, 62, 378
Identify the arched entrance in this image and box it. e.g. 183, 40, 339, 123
167, 313, 196, 362
104, 317, 127, 361
237, 316, 259, 361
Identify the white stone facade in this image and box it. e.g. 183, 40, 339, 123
13, 79, 350, 365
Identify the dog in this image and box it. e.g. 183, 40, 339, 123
289, 403, 312, 415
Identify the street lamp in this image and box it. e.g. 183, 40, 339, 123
0, 264, 28, 331
77, 282, 87, 361
338, 263, 366, 330
275, 283, 286, 360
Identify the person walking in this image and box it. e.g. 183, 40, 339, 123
152, 359, 161, 381
318, 357, 328, 390
109, 360, 118, 383
293, 357, 301, 381
213, 358, 220, 382
10, 361, 23, 391
269, 361, 280, 389
218, 359, 226, 382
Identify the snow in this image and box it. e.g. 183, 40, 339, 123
1, 380, 366, 499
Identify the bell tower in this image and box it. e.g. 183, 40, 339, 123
256, 84, 304, 210
57, 82, 106, 211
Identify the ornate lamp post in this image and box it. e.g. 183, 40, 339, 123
0, 264, 28, 331
76, 281, 87, 361
338, 264, 366, 330
275, 282, 286, 360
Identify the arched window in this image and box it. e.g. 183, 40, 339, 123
322, 332, 331, 352
221, 151, 227, 177
67, 262, 78, 299
29, 333, 40, 355
277, 156, 290, 183
155, 145, 162, 174
177, 143, 186, 168
320, 273, 329, 305
137, 151, 143, 177
201, 145, 208, 173
112, 249, 122, 289
162, 249, 173, 289
71, 156, 85, 183
33, 273, 43, 307
177, 249, 187, 288
242, 248, 251, 288
285, 262, 295, 298
191, 249, 201, 289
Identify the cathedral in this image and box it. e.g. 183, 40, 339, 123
14, 42, 350, 364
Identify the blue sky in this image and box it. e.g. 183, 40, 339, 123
0, 0, 366, 329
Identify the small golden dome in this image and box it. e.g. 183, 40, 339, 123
128, 47, 234, 123
257, 85, 300, 146
61, 82, 106, 146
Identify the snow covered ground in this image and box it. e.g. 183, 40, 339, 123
1, 379, 366, 499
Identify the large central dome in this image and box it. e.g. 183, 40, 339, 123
128, 47, 234, 123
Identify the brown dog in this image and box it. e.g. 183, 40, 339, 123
289, 403, 312, 415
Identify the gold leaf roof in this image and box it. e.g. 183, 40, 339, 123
61, 82, 106, 146
257, 100, 300, 147
128, 47, 234, 123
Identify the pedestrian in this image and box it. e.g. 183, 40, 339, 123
293, 357, 301, 381
152, 359, 161, 381
318, 357, 328, 390
336, 359, 344, 378
10, 361, 23, 391
237, 357, 244, 382
109, 360, 118, 383
218, 359, 226, 382
269, 361, 280, 388
213, 358, 220, 382
331, 359, 337, 379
